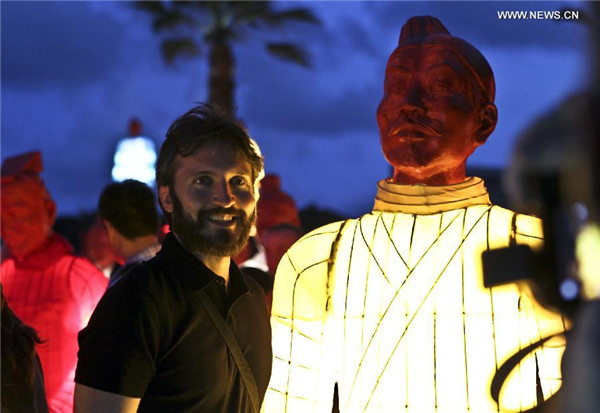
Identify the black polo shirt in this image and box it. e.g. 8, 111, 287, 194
75, 233, 272, 412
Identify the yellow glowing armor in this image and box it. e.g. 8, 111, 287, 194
576, 222, 600, 300
264, 178, 567, 413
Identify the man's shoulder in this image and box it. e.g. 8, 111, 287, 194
121, 257, 170, 289
116, 251, 192, 296
240, 267, 270, 296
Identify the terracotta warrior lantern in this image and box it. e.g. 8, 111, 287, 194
1, 151, 108, 413
263, 16, 567, 413
1, 151, 57, 260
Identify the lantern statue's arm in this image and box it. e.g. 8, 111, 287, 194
262, 222, 344, 413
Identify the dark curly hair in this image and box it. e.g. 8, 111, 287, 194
1, 286, 44, 408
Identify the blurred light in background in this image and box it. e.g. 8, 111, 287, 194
111, 119, 156, 187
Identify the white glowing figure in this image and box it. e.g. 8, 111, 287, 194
111, 137, 157, 187
264, 178, 567, 412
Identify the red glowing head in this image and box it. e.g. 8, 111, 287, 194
1, 151, 56, 259
256, 174, 301, 238
377, 16, 497, 185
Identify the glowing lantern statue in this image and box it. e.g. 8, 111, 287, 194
263, 16, 567, 413
1, 151, 108, 412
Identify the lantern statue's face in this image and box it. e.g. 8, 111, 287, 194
0, 179, 55, 259
377, 46, 497, 185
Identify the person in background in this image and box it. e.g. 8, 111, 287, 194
261, 223, 304, 312
74, 105, 272, 412
97, 179, 161, 288
0, 151, 108, 413
262, 223, 304, 277
1, 287, 48, 413
81, 221, 122, 279
255, 174, 301, 240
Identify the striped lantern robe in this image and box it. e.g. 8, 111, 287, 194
263, 177, 567, 413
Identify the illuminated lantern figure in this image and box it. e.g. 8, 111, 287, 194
256, 174, 301, 239
111, 118, 157, 187
1, 151, 108, 413
263, 16, 567, 413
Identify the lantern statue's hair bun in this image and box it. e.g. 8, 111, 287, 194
399, 15, 450, 44
1, 150, 43, 182
396, 15, 495, 103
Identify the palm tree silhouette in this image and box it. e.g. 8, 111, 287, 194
133, 1, 320, 116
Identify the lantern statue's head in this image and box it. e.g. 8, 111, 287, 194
1, 151, 57, 260
377, 16, 498, 185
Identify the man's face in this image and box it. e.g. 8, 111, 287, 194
160, 145, 256, 258
377, 46, 492, 184
82, 224, 121, 267
0, 180, 53, 259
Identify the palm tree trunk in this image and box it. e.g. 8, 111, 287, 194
208, 39, 235, 117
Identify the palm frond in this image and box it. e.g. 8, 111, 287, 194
161, 38, 201, 65
131, 1, 168, 16
260, 8, 321, 27
265, 42, 311, 68
153, 9, 196, 32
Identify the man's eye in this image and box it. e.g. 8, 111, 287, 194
230, 176, 247, 186
193, 176, 212, 185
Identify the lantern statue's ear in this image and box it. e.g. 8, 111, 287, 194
475, 103, 498, 145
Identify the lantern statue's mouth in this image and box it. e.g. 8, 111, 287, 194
389, 119, 441, 140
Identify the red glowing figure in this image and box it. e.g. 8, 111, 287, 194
1, 151, 108, 413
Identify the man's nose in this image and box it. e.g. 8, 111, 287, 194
212, 181, 235, 207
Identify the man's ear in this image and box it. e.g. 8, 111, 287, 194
158, 186, 174, 214
475, 103, 498, 145
102, 220, 119, 246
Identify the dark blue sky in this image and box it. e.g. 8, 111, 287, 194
1, 1, 590, 217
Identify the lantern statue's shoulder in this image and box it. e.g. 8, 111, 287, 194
513, 210, 544, 247
271, 220, 352, 321
266, 221, 351, 413
486, 205, 545, 250
287, 220, 348, 267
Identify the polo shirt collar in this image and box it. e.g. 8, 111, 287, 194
158, 233, 252, 299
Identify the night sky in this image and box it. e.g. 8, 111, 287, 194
1, 1, 591, 218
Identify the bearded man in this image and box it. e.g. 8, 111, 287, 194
263, 16, 567, 412
75, 105, 272, 413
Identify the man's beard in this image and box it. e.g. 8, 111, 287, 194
170, 192, 255, 257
